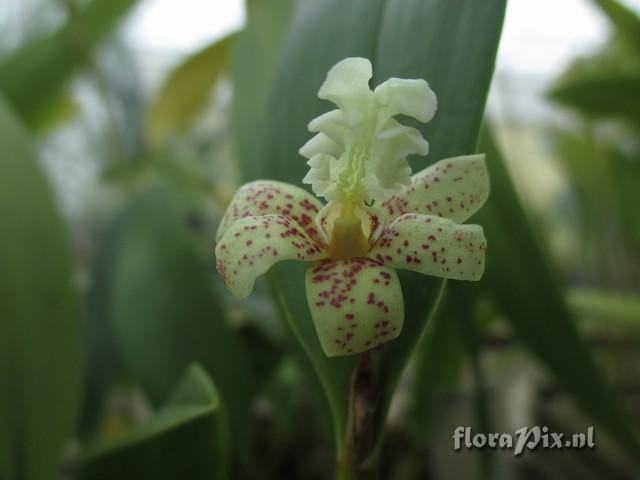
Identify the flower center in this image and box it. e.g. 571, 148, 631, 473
327, 206, 370, 259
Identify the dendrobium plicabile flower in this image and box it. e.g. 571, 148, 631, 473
216, 57, 489, 357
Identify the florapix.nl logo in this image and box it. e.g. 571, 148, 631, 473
453, 426, 595, 456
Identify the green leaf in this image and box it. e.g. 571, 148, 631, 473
410, 295, 465, 439
254, 0, 506, 457
549, 73, 640, 123
103, 182, 253, 455
0, 0, 137, 129
373, 0, 506, 164
592, 0, 640, 51
268, 262, 356, 450
0, 96, 81, 480
78, 212, 131, 441
231, 0, 298, 179
549, 2, 640, 123
79, 364, 229, 479
367, 273, 445, 454
368, 0, 506, 457
146, 33, 236, 149
473, 128, 640, 458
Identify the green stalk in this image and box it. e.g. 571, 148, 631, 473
335, 447, 358, 480
336, 349, 383, 479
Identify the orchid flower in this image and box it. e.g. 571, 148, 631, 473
215, 57, 489, 357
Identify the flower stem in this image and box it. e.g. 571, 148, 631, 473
336, 349, 382, 479
335, 447, 357, 480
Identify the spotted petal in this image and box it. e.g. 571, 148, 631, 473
383, 155, 489, 223
373, 77, 437, 124
216, 215, 327, 298
216, 180, 324, 245
305, 258, 404, 357
318, 57, 373, 122
368, 214, 486, 281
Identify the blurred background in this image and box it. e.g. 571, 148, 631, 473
1, 0, 640, 479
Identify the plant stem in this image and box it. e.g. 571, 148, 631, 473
336, 349, 382, 479
335, 447, 357, 480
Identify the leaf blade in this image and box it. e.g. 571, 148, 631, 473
103, 182, 253, 456
146, 33, 236, 149
549, 73, 640, 123
80, 364, 229, 480
0, 97, 81, 480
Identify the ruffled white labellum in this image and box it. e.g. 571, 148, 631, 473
300, 57, 437, 205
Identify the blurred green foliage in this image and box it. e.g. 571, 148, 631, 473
80, 364, 230, 479
549, 0, 640, 272
1, 0, 640, 478
0, 0, 137, 129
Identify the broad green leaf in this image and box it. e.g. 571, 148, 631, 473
368, 0, 506, 458
255, 0, 507, 458
0, 97, 81, 480
593, 0, 640, 51
79, 364, 229, 479
146, 33, 236, 149
104, 182, 253, 455
78, 211, 131, 441
473, 129, 640, 458
549, 73, 640, 124
231, 0, 297, 179
0, 0, 137, 129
